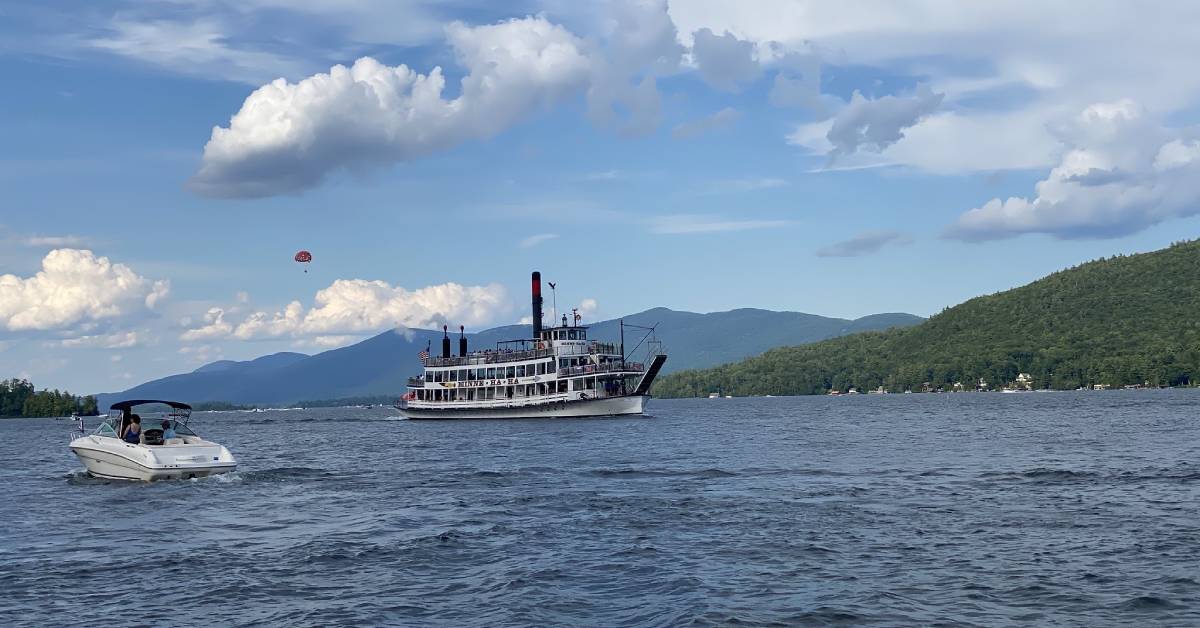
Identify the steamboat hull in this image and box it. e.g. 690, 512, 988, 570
401, 394, 646, 420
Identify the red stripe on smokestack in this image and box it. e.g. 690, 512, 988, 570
531, 271, 543, 338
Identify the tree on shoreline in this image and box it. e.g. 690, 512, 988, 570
0, 379, 98, 418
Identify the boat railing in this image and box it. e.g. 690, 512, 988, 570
424, 347, 555, 367
558, 361, 644, 378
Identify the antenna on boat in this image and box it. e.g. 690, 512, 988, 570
547, 281, 558, 326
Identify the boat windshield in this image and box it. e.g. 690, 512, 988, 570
92, 416, 197, 438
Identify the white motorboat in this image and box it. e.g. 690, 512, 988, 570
69, 399, 236, 481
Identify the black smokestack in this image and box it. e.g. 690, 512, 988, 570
441, 325, 451, 359
531, 271, 543, 338
458, 325, 467, 357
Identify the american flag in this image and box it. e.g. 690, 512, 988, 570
418, 349, 429, 363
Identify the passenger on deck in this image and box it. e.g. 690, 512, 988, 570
161, 419, 177, 441
122, 415, 142, 444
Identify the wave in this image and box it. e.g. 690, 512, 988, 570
237, 466, 341, 483
980, 465, 1200, 485
978, 468, 1099, 483
1117, 595, 1179, 611
585, 468, 737, 479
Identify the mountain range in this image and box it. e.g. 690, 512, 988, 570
96, 308, 922, 408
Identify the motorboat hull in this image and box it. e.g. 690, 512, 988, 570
69, 436, 236, 481
401, 394, 647, 420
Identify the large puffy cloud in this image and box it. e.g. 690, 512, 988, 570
182, 279, 509, 341
946, 100, 1200, 241
0, 249, 169, 333
190, 17, 591, 198
585, 0, 682, 137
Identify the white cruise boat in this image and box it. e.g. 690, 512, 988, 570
396, 272, 667, 419
69, 400, 237, 481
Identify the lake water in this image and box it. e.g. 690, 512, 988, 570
2, 391, 1199, 626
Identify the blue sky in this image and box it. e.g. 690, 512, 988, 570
4, 1, 1200, 393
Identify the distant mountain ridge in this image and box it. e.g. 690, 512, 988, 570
656, 239, 1200, 397
192, 352, 308, 374
96, 307, 922, 408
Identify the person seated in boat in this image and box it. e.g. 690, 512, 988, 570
122, 415, 142, 444
161, 419, 178, 441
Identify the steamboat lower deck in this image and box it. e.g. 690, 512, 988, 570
400, 394, 646, 420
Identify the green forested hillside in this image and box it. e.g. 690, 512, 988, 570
0, 379, 99, 418
656, 240, 1200, 397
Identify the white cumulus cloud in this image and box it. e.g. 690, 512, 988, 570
0, 249, 169, 333
183, 279, 509, 341
946, 100, 1200, 241
190, 17, 591, 198
180, 307, 234, 341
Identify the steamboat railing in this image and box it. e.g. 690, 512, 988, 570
558, 361, 644, 377
423, 347, 555, 367
409, 360, 644, 387
422, 340, 624, 367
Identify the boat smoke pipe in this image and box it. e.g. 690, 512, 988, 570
531, 271, 543, 338
459, 325, 467, 357
441, 325, 451, 359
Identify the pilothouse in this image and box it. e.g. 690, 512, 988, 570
396, 272, 667, 419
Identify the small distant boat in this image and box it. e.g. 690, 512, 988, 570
69, 400, 237, 481
708, 392, 720, 399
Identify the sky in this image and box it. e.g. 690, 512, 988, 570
4, 0, 1200, 394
